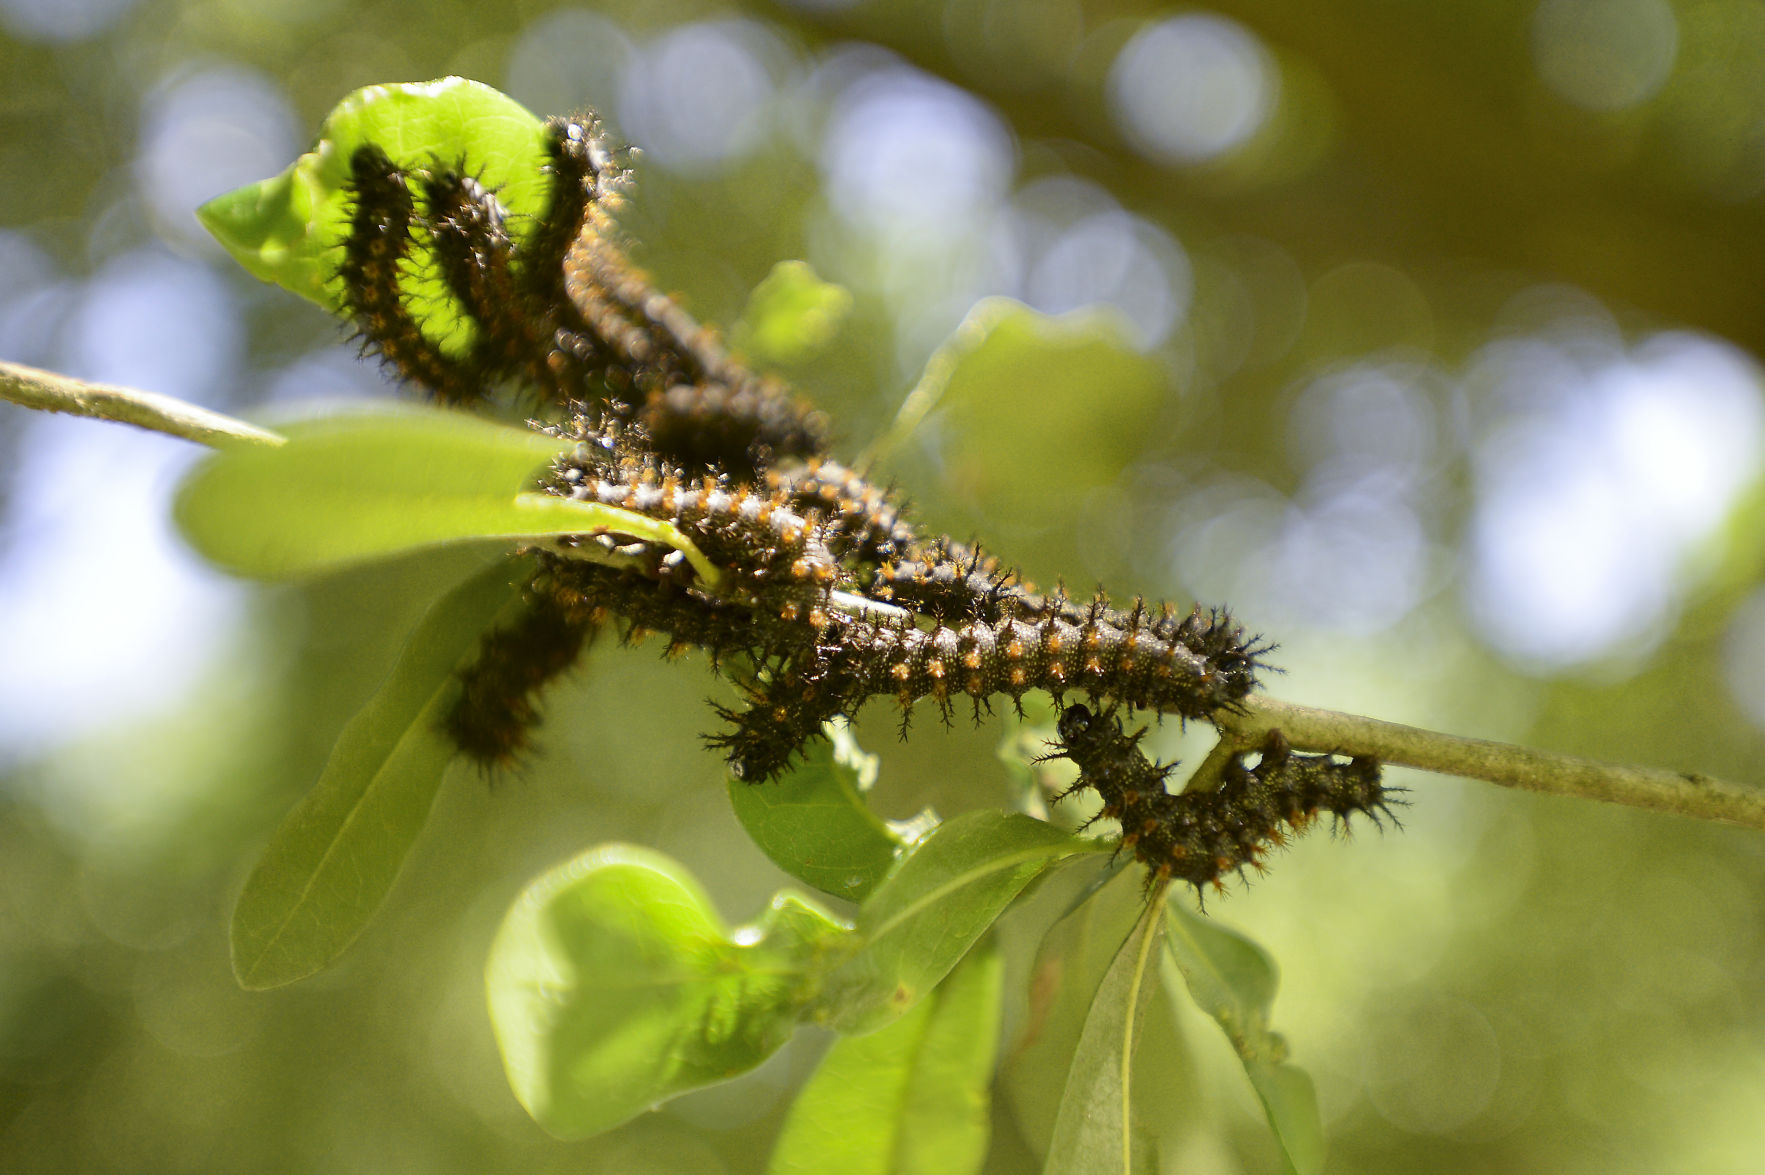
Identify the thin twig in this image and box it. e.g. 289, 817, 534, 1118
0, 359, 283, 449
1211, 694, 1765, 831
1180, 735, 1243, 796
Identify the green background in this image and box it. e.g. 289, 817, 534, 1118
5, 1, 1765, 1172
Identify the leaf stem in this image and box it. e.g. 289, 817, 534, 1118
1, 359, 284, 449
1210, 694, 1765, 831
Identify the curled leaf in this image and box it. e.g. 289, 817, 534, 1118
485, 845, 850, 1140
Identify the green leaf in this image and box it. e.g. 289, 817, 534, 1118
818, 811, 1094, 1033
1160, 902, 1325, 1175
732, 260, 855, 367
230, 556, 529, 989
174, 405, 717, 583
485, 846, 851, 1140
768, 939, 1004, 1175
198, 76, 550, 326
1043, 899, 1165, 1175
728, 720, 927, 903
1000, 864, 1151, 1161
875, 300, 1167, 539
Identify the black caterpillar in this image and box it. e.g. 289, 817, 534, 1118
326, 109, 1377, 891
1048, 704, 1397, 897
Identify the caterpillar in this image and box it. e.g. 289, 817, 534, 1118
1049, 703, 1397, 895
542, 437, 838, 646
446, 584, 597, 770
339, 144, 489, 407
765, 458, 918, 568
704, 594, 1264, 783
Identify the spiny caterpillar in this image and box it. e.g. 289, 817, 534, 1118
325, 106, 1371, 890
704, 596, 1263, 783
338, 117, 826, 476
1050, 704, 1398, 897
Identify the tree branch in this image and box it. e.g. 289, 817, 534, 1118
11, 359, 1763, 833
0, 359, 283, 449
1212, 694, 1765, 831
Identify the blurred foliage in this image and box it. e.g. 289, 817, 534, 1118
6, 1, 1765, 1173
228, 552, 527, 991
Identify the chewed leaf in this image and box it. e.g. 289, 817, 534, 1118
173, 404, 716, 583
231, 556, 530, 989
198, 77, 550, 314
485, 845, 850, 1140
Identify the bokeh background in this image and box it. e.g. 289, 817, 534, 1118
6, 0, 1765, 1171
